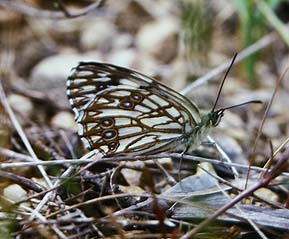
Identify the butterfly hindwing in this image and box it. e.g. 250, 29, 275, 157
67, 62, 201, 156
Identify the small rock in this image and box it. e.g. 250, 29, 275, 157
113, 34, 134, 50
3, 184, 27, 203
107, 48, 137, 67
8, 94, 33, 117
135, 54, 159, 77
121, 161, 145, 186
51, 112, 77, 130
30, 53, 102, 90
80, 19, 117, 51
115, 0, 153, 33
213, 134, 247, 165
262, 118, 281, 138
30, 53, 102, 108
0, 9, 21, 24
119, 185, 144, 195
136, 17, 179, 63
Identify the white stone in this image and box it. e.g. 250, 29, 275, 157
30, 53, 102, 91
8, 94, 33, 117
3, 184, 27, 203
80, 20, 117, 51
136, 17, 178, 62
51, 112, 77, 130
108, 48, 136, 68
121, 161, 145, 186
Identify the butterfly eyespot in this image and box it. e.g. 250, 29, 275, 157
130, 92, 143, 103
97, 83, 107, 90
119, 98, 134, 109
102, 129, 117, 140
101, 118, 114, 128
108, 141, 119, 151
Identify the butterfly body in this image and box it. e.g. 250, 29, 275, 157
67, 62, 221, 156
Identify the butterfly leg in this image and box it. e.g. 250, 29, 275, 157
177, 144, 191, 182
206, 136, 239, 178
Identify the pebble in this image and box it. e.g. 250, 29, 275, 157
30, 53, 102, 108
107, 48, 136, 68
3, 184, 27, 203
8, 94, 33, 117
136, 17, 178, 63
121, 161, 145, 186
30, 53, 102, 90
51, 112, 78, 130
80, 19, 117, 51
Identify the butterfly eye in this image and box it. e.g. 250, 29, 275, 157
102, 129, 118, 140
101, 118, 115, 128
209, 110, 224, 126
119, 97, 134, 109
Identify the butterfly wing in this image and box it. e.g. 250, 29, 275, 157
67, 62, 201, 156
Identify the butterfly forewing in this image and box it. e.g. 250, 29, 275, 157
67, 62, 201, 156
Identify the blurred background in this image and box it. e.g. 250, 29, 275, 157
1, 0, 289, 162
1, 0, 289, 238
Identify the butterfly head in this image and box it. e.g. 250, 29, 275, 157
207, 109, 225, 127
198, 109, 224, 132
202, 53, 262, 130
204, 100, 262, 129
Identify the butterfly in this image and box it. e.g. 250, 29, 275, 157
66, 60, 260, 157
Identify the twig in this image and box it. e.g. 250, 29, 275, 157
180, 147, 289, 239
0, 170, 44, 192
19, 203, 68, 238
1, 152, 289, 177
28, 163, 76, 221
153, 158, 177, 185
207, 135, 239, 177
0, 147, 36, 161
246, 67, 289, 187
26, 149, 97, 223
15, 150, 99, 204
0, 0, 105, 19
198, 165, 268, 239
0, 80, 53, 188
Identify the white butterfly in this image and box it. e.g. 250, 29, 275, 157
66, 62, 259, 156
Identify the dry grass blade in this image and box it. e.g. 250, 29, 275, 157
0, 81, 52, 188
246, 67, 289, 186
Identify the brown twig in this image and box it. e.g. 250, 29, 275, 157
180, 147, 289, 239
246, 67, 289, 187
1, 152, 289, 177
0, 170, 44, 192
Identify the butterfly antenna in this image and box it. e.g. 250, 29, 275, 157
220, 100, 262, 111
211, 53, 238, 113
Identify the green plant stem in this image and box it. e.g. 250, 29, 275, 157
257, 0, 289, 46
